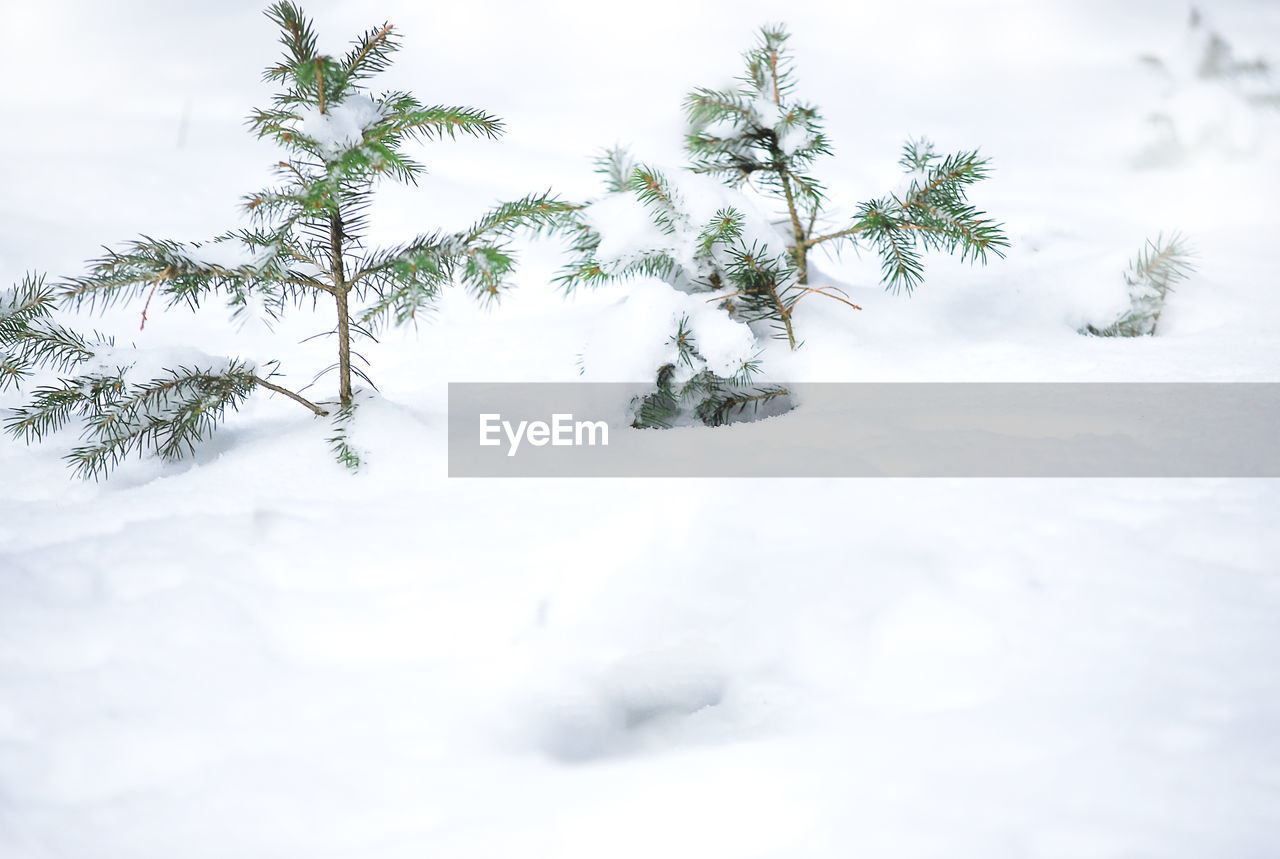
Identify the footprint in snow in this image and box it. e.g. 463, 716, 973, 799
535, 645, 728, 763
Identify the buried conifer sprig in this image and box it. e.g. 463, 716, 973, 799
1083, 233, 1195, 338
2, 2, 570, 477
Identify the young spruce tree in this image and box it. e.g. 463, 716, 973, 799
0, 3, 568, 477
558, 26, 1008, 427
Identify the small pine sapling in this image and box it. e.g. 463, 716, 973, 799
558, 25, 1007, 427
1, 2, 569, 478
1083, 233, 1195, 337
684, 28, 1007, 298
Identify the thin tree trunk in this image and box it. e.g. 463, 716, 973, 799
330, 212, 352, 406
778, 170, 809, 286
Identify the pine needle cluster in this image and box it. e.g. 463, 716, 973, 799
630, 314, 789, 429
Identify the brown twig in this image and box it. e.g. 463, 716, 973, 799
788, 285, 862, 312
767, 49, 782, 105
252, 374, 329, 416
139, 266, 172, 331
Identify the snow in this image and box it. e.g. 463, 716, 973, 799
580, 168, 791, 299
296, 93, 385, 160
84, 344, 248, 382
177, 240, 284, 330
583, 191, 673, 263
578, 278, 756, 383
182, 239, 276, 272
1, 1, 1279, 857
777, 123, 816, 156
750, 94, 784, 130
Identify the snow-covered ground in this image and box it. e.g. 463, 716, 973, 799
2, 1, 1279, 856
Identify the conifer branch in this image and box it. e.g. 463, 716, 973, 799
344, 23, 396, 82
594, 146, 639, 193
379, 103, 504, 142
1, 274, 102, 391
6, 361, 260, 480
462, 192, 576, 242
696, 385, 790, 427
633, 165, 688, 235
724, 243, 798, 348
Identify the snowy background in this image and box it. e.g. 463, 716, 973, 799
2, 0, 1279, 856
